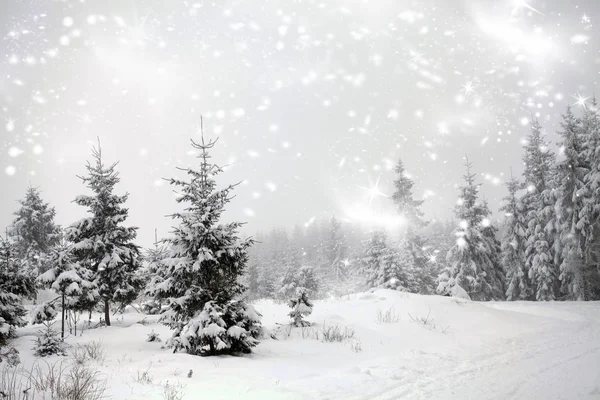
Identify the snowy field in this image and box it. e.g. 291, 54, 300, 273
8, 289, 600, 400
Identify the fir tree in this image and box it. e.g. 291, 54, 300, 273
35, 242, 98, 339
577, 100, 600, 299
437, 159, 504, 301
0, 237, 29, 349
67, 142, 144, 326
501, 173, 530, 300
322, 217, 348, 283
8, 186, 61, 276
361, 230, 410, 291
278, 245, 302, 300
288, 288, 313, 327
149, 131, 261, 356
33, 322, 67, 357
391, 159, 427, 229
297, 266, 319, 297
556, 107, 589, 300
391, 159, 430, 293
521, 119, 558, 300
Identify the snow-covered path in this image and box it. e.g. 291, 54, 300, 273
11, 290, 600, 399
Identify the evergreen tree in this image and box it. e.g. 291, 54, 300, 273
8, 187, 61, 276
288, 288, 313, 327
33, 322, 67, 357
67, 142, 144, 326
278, 244, 302, 300
500, 174, 530, 300
0, 237, 29, 350
361, 230, 410, 291
391, 159, 430, 293
35, 242, 98, 338
322, 217, 348, 282
521, 119, 558, 300
556, 107, 589, 300
437, 159, 504, 301
149, 133, 261, 356
391, 159, 427, 229
578, 100, 600, 299
297, 266, 319, 296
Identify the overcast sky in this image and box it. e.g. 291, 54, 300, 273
1, 0, 598, 247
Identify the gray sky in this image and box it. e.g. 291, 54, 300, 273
1, 0, 598, 247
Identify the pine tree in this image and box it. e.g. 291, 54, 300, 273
391, 159, 427, 229
297, 266, 319, 296
361, 230, 410, 291
35, 242, 98, 338
437, 159, 504, 301
142, 234, 170, 314
391, 159, 430, 293
33, 322, 67, 357
501, 173, 530, 300
0, 237, 29, 350
288, 288, 313, 327
8, 187, 61, 277
556, 107, 589, 300
67, 142, 144, 325
322, 217, 348, 283
521, 119, 558, 300
149, 131, 261, 356
278, 245, 302, 300
577, 100, 600, 299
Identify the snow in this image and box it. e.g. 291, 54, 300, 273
9, 289, 600, 399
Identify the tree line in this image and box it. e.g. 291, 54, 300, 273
1, 104, 600, 362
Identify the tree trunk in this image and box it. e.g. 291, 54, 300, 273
61, 293, 65, 340
104, 299, 111, 326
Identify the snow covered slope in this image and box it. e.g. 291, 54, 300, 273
11, 290, 600, 399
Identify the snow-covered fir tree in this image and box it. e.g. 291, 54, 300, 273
521, 119, 559, 301
33, 322, 67, 357
501, 173, 530, 300
278, 244, 302, 300
8, 186, 61, 277
391, 159, 427, 229
361, 229, 411, 291
0, 236, 36, 303
149, 132, 261, 356
297, 266, 319, 296
67, 142, 144, 326
555, 107, 590, 300
576, 101, 600, 299
288, 288, 313, 327
35, 242, 98, 338
142, 237, 170, 314
323, 217, 347, 281
0, 237, 29, 351
437, 159, 505, 301
391, 159, 430, 293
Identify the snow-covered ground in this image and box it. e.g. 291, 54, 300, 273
10, 290, 600, 399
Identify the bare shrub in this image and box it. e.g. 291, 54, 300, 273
350, 340, 362, 353
376, 307, 400, 324
321, 324, 355, 342
408, 308, 437, 330
0, 364, 32, 400
133, 367, 153, 385
53, 363, 107, 400
79, 341, 106, 364
2, 359, 107, 400
163, 381, 185, 400
298, 326, 319, 340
